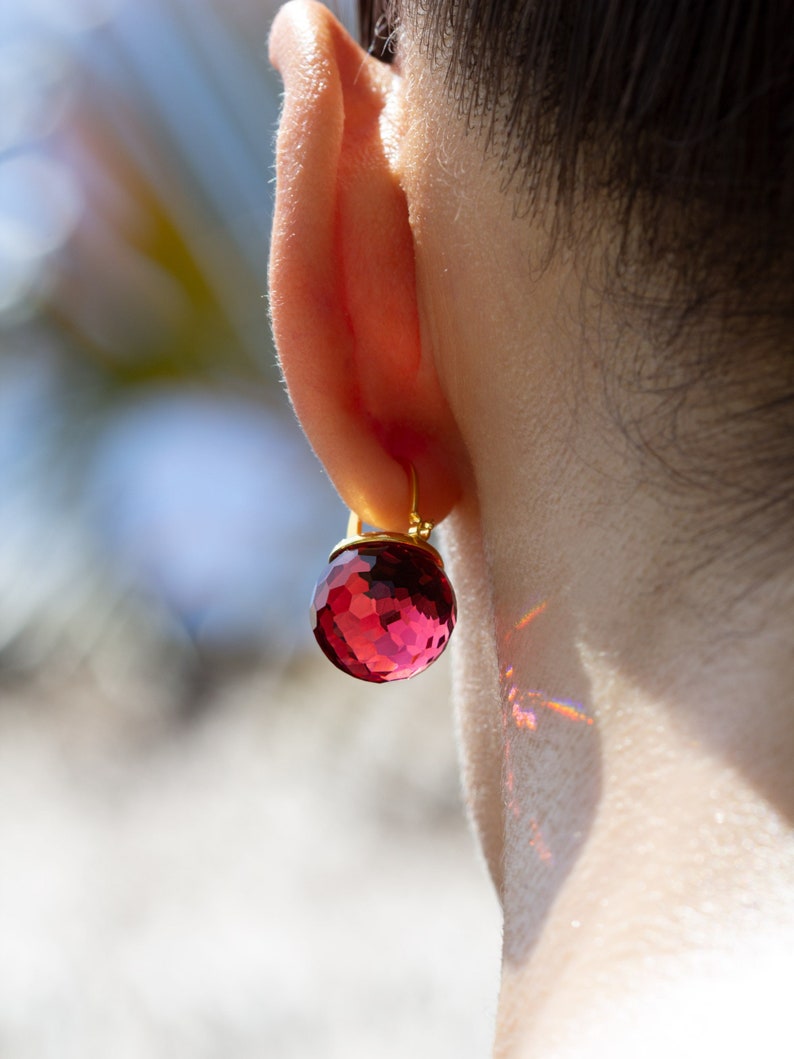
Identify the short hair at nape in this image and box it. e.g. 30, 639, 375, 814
359, 0, 793, 332
358, 0, 794, 573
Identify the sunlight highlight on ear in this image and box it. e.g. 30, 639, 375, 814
269, 1, 465, 531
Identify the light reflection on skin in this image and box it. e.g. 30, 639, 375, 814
533, 693, 594, 725
505, 666, 538, 730
514, 600, 548, 630
505, 668, 594, 731
528, 818, 553, 863
501, 600, 594, 866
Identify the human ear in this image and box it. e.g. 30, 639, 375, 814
268, 0, 464, 530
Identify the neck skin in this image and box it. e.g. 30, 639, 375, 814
395, 46, 794, 1059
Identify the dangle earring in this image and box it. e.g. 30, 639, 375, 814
310, 466, 457, 682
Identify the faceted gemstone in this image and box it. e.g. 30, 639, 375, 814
311, 541, 457, 682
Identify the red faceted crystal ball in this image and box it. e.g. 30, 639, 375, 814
311, 540, 457, 682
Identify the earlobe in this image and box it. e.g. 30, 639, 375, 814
268, 0, 464, 530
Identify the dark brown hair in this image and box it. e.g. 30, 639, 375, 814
358, 0, 794, 563
360, 0, 793, 324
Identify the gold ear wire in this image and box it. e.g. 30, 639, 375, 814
407, 463, 435, 543
331, 464, 442, 563
345, 509, 362, 540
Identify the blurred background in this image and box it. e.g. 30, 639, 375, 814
0, 0, 499, 1054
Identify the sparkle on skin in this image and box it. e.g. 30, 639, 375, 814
501, 601, 594, 865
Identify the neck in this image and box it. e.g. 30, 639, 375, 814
403, 119, 794, 1049
447, 346, 794, 1055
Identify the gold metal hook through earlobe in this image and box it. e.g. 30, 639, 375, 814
331, 463, 442, 564
346, 509, 362, 539
407, 463, 435, 543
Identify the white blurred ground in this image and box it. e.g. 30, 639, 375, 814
0, 650, 500, 1057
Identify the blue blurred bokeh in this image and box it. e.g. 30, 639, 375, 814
0, 12, 501, 1057
0, 0, 344, 686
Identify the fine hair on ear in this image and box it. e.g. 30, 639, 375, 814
269, 2, 466, 532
